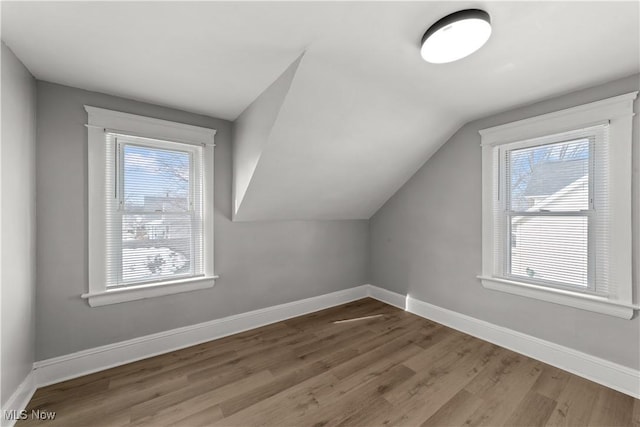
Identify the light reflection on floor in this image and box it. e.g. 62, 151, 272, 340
332, 314, 384, 324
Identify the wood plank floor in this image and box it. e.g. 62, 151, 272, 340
19, 298, 639, 427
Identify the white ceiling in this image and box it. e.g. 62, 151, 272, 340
3, 2, 639, 220
1, 1, 340, 120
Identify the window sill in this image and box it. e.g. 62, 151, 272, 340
478, 276, 637, 319
81, 275, 219, 307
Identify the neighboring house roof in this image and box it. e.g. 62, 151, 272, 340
523, 158, 588, 198
143, 195, 188, 212
513, 159, 589, 226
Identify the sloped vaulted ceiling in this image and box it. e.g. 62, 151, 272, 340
233, 54, 304, 218
231, 1, 640, 221
2, 2, 639, 221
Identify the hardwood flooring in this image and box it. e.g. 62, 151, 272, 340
19, 298, 639, 426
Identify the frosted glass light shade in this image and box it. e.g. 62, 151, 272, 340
421, 9, 491, 64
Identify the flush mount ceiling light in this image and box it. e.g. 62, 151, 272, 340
421, 9, 491, 64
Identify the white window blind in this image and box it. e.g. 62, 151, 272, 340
494, 124, 610, 295
105, 133, 204, 288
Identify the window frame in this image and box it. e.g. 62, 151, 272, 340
83, 106, 217, 307
478, 92, 638, 319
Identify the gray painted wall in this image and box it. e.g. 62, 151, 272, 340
371, 74, 640, 369
36, 81, 369, 361
1, 43, 37, 406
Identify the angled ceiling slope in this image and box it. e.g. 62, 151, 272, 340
231, 2, 639, 221
2, 2, 638, 221
233, 54, 304, 219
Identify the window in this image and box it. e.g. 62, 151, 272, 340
84, 106, 216, 307
479, 92, 638, 319
113, 136, 203, 286
503, 128, 601, 292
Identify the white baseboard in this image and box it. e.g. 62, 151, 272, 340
364, 285, 639, 398
393, 291, 640, 399
33, 285, 369, 387
366, 284, 406, 309
1, 371, 36, 427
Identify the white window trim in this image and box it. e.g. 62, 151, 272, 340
83, 106, 217, 307
478, 92, 639, 319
